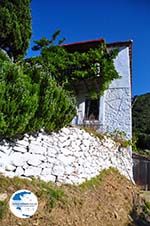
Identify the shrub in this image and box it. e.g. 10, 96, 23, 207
0, 53, 76, 138
0, 55, 39, 138
26, 65, 76, 133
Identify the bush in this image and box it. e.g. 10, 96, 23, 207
0, 53, 76, 138
26, 65, 76, 133
0, 55, 39, 138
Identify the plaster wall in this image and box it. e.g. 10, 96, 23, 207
102, 46, 132, 138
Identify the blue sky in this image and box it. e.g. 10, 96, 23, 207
27, 0, 150, 96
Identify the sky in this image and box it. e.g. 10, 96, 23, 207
27, 0, 150, 96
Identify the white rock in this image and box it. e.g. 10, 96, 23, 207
28, 154, 46, 163
61, 128, 70, 135
22, 152, 33, 161
5, 164, 16, 171
22, 163, 29, 170
15, 167, 24, 176
10, 152, 26, 167
57, 154, 75, 165
82, 139, 91, 148
75, 139, 81, 146
41, 168, 52, 175
0, 126, 133, 183
24, 166, 41, 176
24, 133, 30, 139
0, 155, 12, 172
67, 175, 85, 184
73, 151, 82, 158
4, 171, 16, 178
60, 148, 73, 156
27, 158, 42, 166
0, 193, 8, 201
13, 146, 27, 153
28, 136, 37, 142
64, 165, 74, 174
47, 147, 57, 156
0, 145, 12, 154
16, 139, 29, 147
37, 132, 46, 139
47, 156, 57, 165
0, 166, 5, 173
51, 135, 59, 142
29, 145, 47, 155
80, 144, 88, 151
58, 136, 67, 143
52, 164, 65, 176
39, 162, 52, 168
62, 139, 71, 147
40, 174, 56, 182
45, 135, 54, 142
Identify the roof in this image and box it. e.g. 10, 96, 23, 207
63, 38, 104, 52
63, 38, 132, 50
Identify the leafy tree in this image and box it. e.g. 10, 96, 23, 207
0, 0, 32, 60
132, 93, 150, 150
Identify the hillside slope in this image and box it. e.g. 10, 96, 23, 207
0, 168, 140, 226
132, 93, 150, 150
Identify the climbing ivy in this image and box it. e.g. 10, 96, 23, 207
30, 31, 120, 98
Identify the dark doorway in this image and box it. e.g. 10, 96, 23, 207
85, 99, 99, 120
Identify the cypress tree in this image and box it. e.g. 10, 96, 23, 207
0, 0, 32, 60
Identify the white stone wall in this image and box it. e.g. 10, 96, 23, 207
0, 127, 133, 184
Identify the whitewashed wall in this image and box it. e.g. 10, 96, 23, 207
72, 45, 132, 139
0, 127, 133, 184
101, 46, 132, 138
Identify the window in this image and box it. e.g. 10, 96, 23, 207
85, 99, 99, 120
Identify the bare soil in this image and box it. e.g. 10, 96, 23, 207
0, 169, 139, 226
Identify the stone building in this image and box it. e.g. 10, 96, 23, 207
65, 39, 132, 139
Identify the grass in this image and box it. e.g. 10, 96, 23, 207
80, 167, 119, 190
0, 169, 136, 226
81, 126, 105, 141
0, 201, 7, 220
41, 186, 65, 208
0, 174, 66, 218
81, 126, 134, 149
143, 201, 150, 214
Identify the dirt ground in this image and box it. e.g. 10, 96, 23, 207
0, 169, 138, 226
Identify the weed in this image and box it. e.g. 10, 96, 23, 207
81, 126, 105, 141
36, 180, 65, 208
46, 188, 65, 208
80, 167, 118, 190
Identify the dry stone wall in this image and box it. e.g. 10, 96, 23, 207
0, 127, 133, 184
